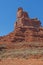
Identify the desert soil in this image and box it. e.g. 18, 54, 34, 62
0, 58, 43, 65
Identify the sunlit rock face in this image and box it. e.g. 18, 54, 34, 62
0, 7, 43, 44
14, 7, 43, 42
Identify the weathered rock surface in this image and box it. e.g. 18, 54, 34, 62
0, 7, 43, 44
0, 8, 43, 60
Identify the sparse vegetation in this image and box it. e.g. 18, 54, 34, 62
0, 42, 43, 59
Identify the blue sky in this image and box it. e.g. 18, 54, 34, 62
0, 0, 43, 36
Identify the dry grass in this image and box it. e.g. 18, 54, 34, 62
0, 42, 43, 59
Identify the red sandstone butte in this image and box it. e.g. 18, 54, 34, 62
0, 7, 43, 65
0, 7, 43, 44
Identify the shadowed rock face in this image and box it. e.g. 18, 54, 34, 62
0, 7, 43, 44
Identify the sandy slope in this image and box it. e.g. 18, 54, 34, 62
0, 58, 43, 65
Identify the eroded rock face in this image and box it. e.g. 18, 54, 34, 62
0, 7, 43, 44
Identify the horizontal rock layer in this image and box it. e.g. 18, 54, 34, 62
0, 7, 43, 44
